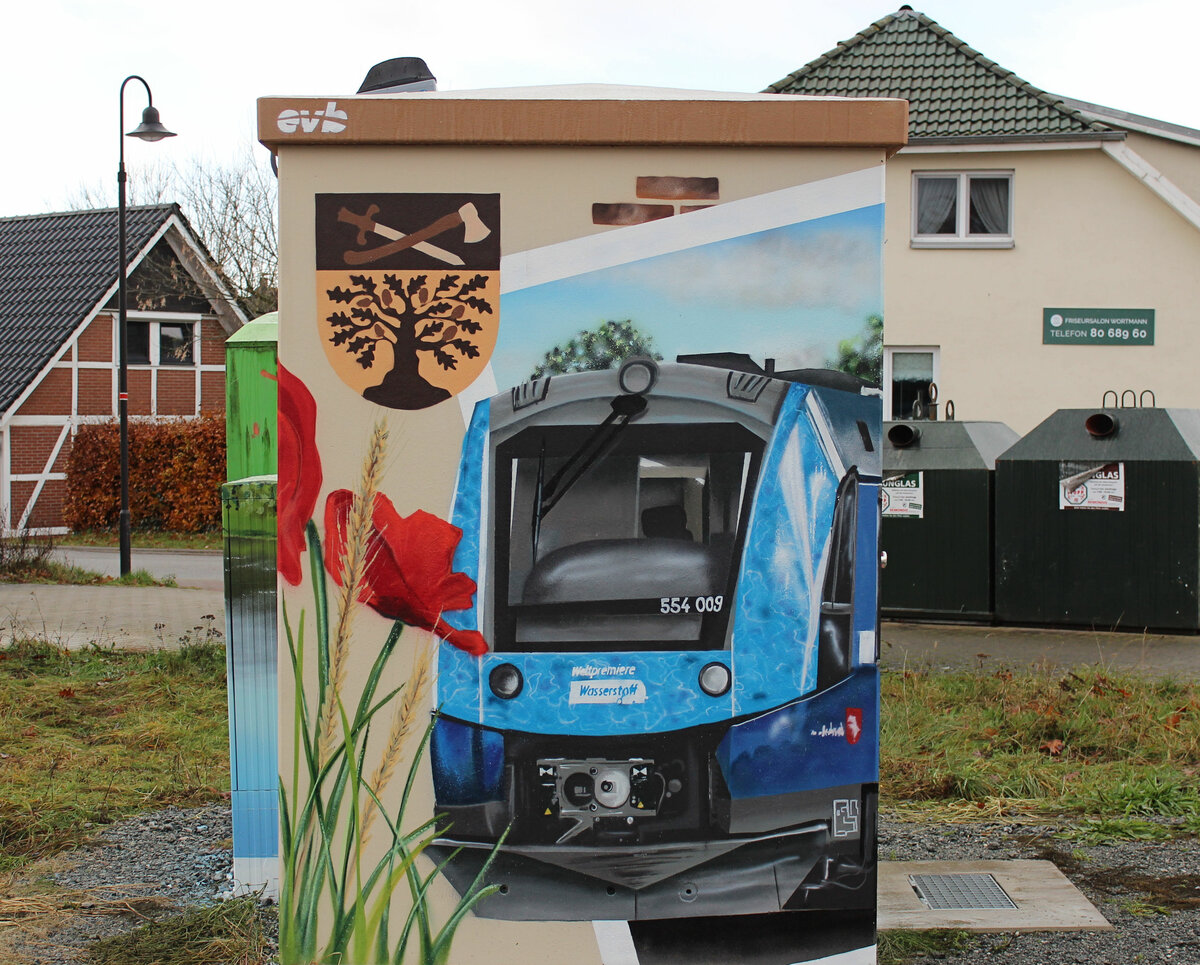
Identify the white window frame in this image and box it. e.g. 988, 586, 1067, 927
911, 171, 1013, 249
883, 346, 940, 421
125, 310, 202, 367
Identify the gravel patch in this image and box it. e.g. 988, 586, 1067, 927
4, 804, 1196, 964
3, 803, 243, 964
881, 815, 1200, 963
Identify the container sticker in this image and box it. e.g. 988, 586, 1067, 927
1059, 461, 1124, 511
832, 798, 860, 838
882, 471, 923, 518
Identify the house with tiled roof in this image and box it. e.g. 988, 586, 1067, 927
0, 204, 246, 532
768, 6, 1200, 432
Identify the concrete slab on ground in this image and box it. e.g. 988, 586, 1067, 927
882, 621, 1200, 679
0, 584, 226, 649
879, 859, 1111, 932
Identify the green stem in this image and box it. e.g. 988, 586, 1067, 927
352, 619, 405, 732
306, 519, 329, 714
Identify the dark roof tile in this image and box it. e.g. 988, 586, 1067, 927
0, 205, 177, 413
765, 8, 1108, 139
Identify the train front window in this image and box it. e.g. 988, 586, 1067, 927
495, 423, 762, 652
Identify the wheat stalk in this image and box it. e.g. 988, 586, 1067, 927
361, 636, 433, 842
319, 419, 388, 762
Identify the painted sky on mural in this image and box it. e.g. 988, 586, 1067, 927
494, 205, 882, 387
1, 0, 1197, 217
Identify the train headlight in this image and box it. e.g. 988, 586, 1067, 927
563, 772, 595, 807
618, 357, 658, 395
698, 662, 731, 697
593, 767, 631, 809
489, 663, 523, 699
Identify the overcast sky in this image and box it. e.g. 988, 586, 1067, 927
2, 0, 1196, 218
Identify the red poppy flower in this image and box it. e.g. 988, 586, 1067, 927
276, 365, 323, 586
324, 490, 487, 656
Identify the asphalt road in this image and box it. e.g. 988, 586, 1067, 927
8, 547, 1200, 676
54, 545, 223, 591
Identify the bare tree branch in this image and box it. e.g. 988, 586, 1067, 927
68, 146, 279, 317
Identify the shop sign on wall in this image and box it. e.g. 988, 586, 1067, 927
882, 471, 924, 518
1059, 461, 1125, 511
1043, 308, 1154, 345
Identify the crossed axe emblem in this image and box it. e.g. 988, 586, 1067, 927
338, 202, 491, 267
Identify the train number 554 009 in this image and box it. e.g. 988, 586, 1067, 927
660, 595, 725, 614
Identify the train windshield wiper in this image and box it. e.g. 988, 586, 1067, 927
531, 393, 647, 553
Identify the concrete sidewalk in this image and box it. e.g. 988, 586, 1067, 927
882, 620, 1200, 679
0, 583, 225, 649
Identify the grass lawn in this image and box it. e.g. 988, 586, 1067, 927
0, 561, 177, 587
0, 640, 229, 873
58, 530, 222, 552
1, 643, 1197, 964
882, 666, 1200, 826
0, 532, 180, 586
89, 896, 270, 965
2, 652, 1197, 867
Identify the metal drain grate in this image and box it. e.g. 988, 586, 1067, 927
909, 873, 1017, 910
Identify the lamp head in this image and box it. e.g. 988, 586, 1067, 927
127, 105, 175, 142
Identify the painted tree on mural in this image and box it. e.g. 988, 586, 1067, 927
829, 313, 883, 386
325, 272, 490, 409
530, 319, 662, 379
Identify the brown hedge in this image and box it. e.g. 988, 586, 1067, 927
64, 415, 226, 533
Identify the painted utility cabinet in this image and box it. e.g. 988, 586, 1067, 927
259, 84, 906, 965
881, 420, 1017, 621
996, 407, 1200, 630
223, 313, 280, 895
225, 311, 279, 479
221, 477, 280, 894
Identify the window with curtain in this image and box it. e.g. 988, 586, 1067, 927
887, 350, 936, 421
913, 172, 1012, 247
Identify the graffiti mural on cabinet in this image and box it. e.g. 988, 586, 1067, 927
280, 172, 883, 965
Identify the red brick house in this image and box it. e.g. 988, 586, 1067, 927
0, 204, 246, 532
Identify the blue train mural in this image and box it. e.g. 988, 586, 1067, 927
428, 357, 880, 922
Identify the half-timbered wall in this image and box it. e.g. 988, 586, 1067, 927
2, 311, 228, 532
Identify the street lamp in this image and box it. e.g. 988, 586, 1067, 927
117, 76, 174, 576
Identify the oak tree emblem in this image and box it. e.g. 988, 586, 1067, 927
325, 271, 493, 409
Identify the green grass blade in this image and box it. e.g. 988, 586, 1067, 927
306, 519, 329, 712
339, 698, 371, 965
429, 827, 510, 964
333, 835, 433, 958
352, 619, 405, 731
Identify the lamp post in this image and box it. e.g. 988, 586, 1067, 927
117, 76, 174, 576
